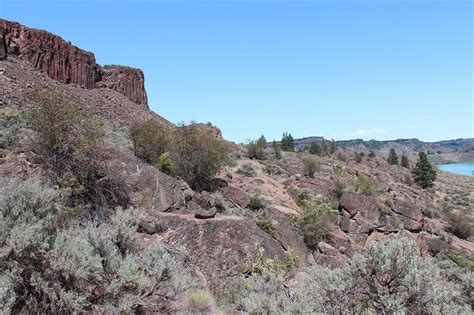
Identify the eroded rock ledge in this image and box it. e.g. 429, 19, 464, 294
0, 19, 148, 106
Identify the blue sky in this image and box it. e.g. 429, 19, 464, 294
1, 0, 472, 142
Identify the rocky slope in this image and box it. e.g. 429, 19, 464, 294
1, 20, 472, 312
0, 19, 148, 106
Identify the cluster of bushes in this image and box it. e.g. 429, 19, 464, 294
130, 120, 229, 191
231, 238, 473, 313
308, 140, 337, 156
0, 178, 199, 313
355, 173, 375, 196
247, 135, 267, 160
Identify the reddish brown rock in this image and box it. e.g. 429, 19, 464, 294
1, 19, 97, 88
339, 193, 378, 219
0, 19, 148, 106
0, 31, 6, 60
389, 198, 423, 222
97, 65, 148, 105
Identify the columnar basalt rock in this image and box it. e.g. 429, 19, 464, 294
97, 65, 148, 105
0, 31, 7, 60
0, 19, 148, 106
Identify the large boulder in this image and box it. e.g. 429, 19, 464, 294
339, 193, 378, 219
389, 198, 423, 222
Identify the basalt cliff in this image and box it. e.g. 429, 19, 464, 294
0, 19, 147, 106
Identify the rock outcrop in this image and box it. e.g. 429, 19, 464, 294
0, 30, 7, 60
97, 65, 148, 105
0, 19, 148, 106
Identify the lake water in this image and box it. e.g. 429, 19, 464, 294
437, 163, 474, 177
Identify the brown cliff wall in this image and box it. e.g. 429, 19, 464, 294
0, 19, 148, 106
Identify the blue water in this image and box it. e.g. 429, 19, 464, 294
437, 163, 474, 177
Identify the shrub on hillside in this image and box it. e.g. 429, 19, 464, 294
171, 123, 229, 191
249, 191, 266, 210
129, 119, 171, 164
156, 152, 173, 175
28, 90, 130, 216
256, 217, 277, 236
355, 173, 375, 196
248, 135, 267, 160
303, 157, 320, 178
28, 89, 105, 176
0, 179, 198, 313
447, 212, 473, 240
309, 142, 322, 155
237, 163, 257, 177
401, 155, 410, 168
296, 198, 338, 249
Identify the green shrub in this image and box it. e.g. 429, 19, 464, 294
171, 123, 229, 191
186, 290, 214, 312
296, 198, 338, 249
0, 179, 198, 313
368, 151, 376, 158
295, 188, 311, 207
28, 89, 104, 177
355, 174, 375, 196
237, 163, 257, 177
378, 201, 392, 215
334, 179, 350, 199
249, 191, 266, 210
257, 217, 277, 236
303, 157, 320, 178
27, 90, 129, 215
248, 135, 267, 160
309, 142, 322, 155
0, 107, 25, 150
301, 238, 468, 313
156, 152, 173, 175
264, 163, 284, 176
447, 212, 473, 240
444, 252, 474, 271
129, 119, 171, 164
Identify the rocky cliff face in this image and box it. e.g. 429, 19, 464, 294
97, 65, 148, 106
0, 19, 148, 106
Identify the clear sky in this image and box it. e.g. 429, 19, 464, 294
1, 0, 472, 143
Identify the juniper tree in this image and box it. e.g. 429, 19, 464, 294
412, 152, 437, 188
272, 140, 282, 160
280, 132, 295, 152
388, 148, 399, 165
401, 155, 410, 168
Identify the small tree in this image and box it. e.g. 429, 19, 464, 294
272, 140, 282, 160
248, 135, 267, 160
171, 123, 229, 191
401, 155, 410, 168
130, 119, 171, 164
388, 148, 399, 165
412, 152, 436, 188
368, 150, 376, 158
28, 89, 104, 176
309, 142, 322, 155
329, 141, 337, 154
281, 132, 295, 152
